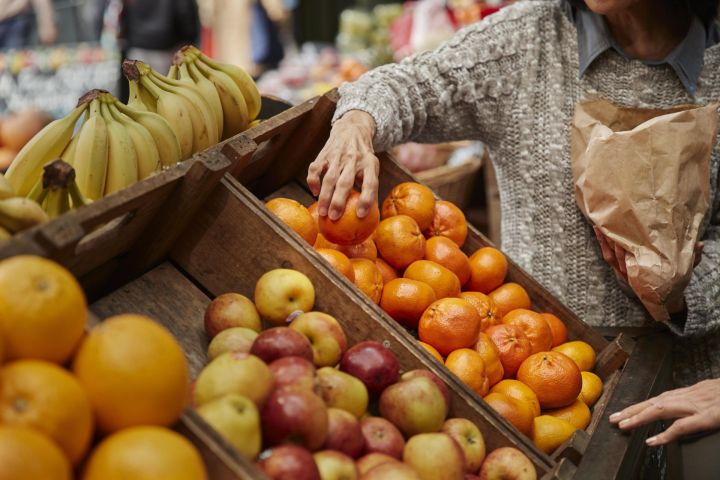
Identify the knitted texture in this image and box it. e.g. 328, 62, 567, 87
334, 0, 720, 387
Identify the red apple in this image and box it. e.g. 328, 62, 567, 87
465, 475, 481, 480
360, 417, 405, 459
314, 450, 359, 480
362, 461, 422, 480
255, 269, 315, 326
250, 327, 314, 363
477, 447, 536, 480
269, 356, 316, 391
442, 418, 486, 473
340, 341, 400, 397
400, 369, 450, 409
315, 367, 369, 418
258, 445, 321, 480
356, 453, 399, 476
289, 311, 348, 367
207, 327, 259, 360
205, 292, 261, 338
194, 352, 273, 407
379, 376, 448, 437
261, 386, 328, 450
403, 433, 465, 480
324, 408, 365, 458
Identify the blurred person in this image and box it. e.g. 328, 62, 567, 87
0, 0, 57, 49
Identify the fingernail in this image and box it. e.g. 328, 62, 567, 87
329, 210, 340, 221
356, 207, 367, 218
609, 412, 622, 422
318, 207, 327, 217
646, 436, 659, 446
619, 419, 630, 428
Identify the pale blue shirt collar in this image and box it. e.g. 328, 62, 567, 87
563, 2, 720, 96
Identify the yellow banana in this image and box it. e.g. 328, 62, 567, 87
0, 225, 11, 241
60, 131, 80, 166
5, 103, 88, 196
176, 61, 224, 139
0, 197, 49, 232
107, 101, 160, 179
193, 57, 249, 139
0, 173, 15, 200
113, 100, 182, 168
128, 75, 157, 112
73, 98, 109, 201
100, 102, 139, 195
42, 188, 71, 219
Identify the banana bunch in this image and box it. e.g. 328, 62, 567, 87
169, 45, 262, 140
26, 159, 86, 220
0, 173, 48, 240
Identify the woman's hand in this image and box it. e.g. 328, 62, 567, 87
307, 110, 380, 221
609, 379, 720, 446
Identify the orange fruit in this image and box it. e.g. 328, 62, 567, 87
485, 324, 532, 378
339, 237, 379, 261
350, 258, 384, 304
516, 351, 582, 409
0, 360, 93, 464
380, 278, 436, 329
418, 298, 481, 356
425, 236, 471, 285
483, 392, 534, 437
445, 348, 490, 396
316, 248, 355, 282
490, 379, 541, 417
266, 197, 318, 244
532, 415, 576, 454
419, 341, 444, 362
467, 247, 508, 293
404, 260, 461, 299
552, 341, 596, 372
579, 371, 603, 407
423, 200, 468, 247
544, 398, 591, 429
0, 425, 72, 480
489, 283, 531, 318
308, 201, 319, 224
82, 426, 207, 480
542, 313, 568, 347
374, 258, 399, 284
318, 190, 380, 246
502, 309, 553, 354
72, 315, 189, 434
374, 215, 426, 270
473, 333, 504, 386
459, 292, 501, 331
381, 182, 436, 231
0, 255, 86, 364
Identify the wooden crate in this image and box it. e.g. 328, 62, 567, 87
217, 90, 675, 479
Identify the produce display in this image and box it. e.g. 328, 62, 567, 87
198, 267, 538, 479
266, 182, 604, 455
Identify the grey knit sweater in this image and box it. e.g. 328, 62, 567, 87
334, 0, 720, 386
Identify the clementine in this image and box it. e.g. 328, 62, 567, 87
460, 292, 501, 331
425, 236, 471, 285
445, 348, 490, 397
380, 278, 436, 329
350, 258, 384, 304
374, 215, 426, 270
473, 332, 505, 386
532, 415, 576, 454
490, 379, 541, 417
339, 237, 379, 260
374, 258, 399, 284
423, 200, 468, 247
544, 398, 591, 430
579, 371, 604, 407
0, 425, 72, 480
516, 351, 582, 409
483, 392, 534, 437
467, 247, 508, 293
419, 341, 444, 362
488, 282, 531, 318
404, 260, 461, 300
552, 341, 596, 372
308, 201, 319, 224
265, 197, 318, 244
317, 190, 380, 245
381, 182, 436, 231
502, 309, 553, 354
418, 298, 481, 356
542, 313, 568, 347
316, 248, 355, 282
485, 324, 532, 379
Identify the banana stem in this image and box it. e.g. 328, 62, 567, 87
26, 176, 48, 205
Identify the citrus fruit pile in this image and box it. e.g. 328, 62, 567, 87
0, 255, 204, 480
266, 182, 603, 455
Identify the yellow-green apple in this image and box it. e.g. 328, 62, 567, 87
379, 376, 448, 437
269, 356, 316, 391
400, 369, 450, 408
261, 386, 328, 450
477, 447, 536, 480
255, 269, 315, 326
196, 393, 261, 458
324, 408, 365, 458
194, 352, 273, 407
250, 327, 314, 363
258, 445, 321, 480
403, 433, 465, 480
339, 341, 400, 397
441, 418, 486, 473
289, 312, 348, 367
361, 462, 422, 480
359, 417, 405, 459
208, 327, 258, 360
204, 292, 261, 337
313, 450, 359, 480
316, 367, 369, 418
356, 453, 399, 476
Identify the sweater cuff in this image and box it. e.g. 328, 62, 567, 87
334, 83, 400, 153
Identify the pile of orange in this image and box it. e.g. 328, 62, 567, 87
0, 255, 205, 479
268, 181, 605, 456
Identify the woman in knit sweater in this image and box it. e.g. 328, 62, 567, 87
307, 0, 720, 446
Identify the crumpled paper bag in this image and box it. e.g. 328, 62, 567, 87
571, 99, 719, 323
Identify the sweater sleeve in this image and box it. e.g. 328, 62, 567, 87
333, 2, 544, 152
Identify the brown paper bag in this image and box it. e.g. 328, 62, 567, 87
571, 99, 719, 323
